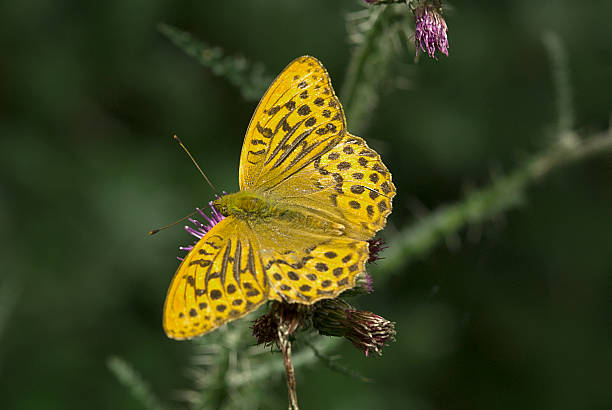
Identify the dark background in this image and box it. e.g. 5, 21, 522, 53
1, 1, 611, 409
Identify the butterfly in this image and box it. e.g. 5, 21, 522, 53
164, 56, 395, 339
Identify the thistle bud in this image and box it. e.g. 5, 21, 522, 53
313, 299, 396, 356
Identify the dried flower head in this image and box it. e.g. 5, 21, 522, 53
252, 309, 278, 348
252, 302, 309, 347
367, 237, 387, 264
414, 2, 449, 59
313, 299, 396, 357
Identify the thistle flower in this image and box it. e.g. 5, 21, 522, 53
414, 2, 449, 59
178, 196, 225, 261
312, 299, 396, 357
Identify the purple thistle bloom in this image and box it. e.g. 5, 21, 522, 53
313, 299, 396, 357
178, 194, 225, 261
414, 3, 449, 59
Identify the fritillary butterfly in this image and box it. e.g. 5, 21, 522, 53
164, 56, 395, 339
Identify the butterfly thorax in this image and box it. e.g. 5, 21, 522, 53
213, 191, 346, 235
213, 191, 280, 219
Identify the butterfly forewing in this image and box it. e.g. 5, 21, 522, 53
239, 56, 346, 191
163, 218, 267, 339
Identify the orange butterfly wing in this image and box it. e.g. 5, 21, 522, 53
163, 217, 267, 339
239, 56, 346, 192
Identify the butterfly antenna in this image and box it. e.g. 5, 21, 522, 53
149, 209, 201, 235
173, 134, 217, 192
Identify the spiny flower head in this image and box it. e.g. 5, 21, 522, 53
414, 1, 449, 59
312, 299, 396, 357
367, 237, 387, 264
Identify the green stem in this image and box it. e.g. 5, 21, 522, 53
107, 356, 168, 410
303, 339, 372, 383
158, 23, 271, 101
342, 7, 388, 113
378, 129, 612, 276
205, 348, 230, 410
341, 6, 395, 134
226, 338, 340, 388
542, 31, 574, 134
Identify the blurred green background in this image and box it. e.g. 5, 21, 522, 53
1, 0, 612, 409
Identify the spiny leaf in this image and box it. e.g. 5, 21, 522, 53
342, 5, 414, 134
304, 338, 372, 383
158, 23, 272, 101
107, 356, 167, 410
542, 31, 574, 135
378, 127, 612, 277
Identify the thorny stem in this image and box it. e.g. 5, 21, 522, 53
542, 31, 574, 135
378, 128, 612, 277
226, 338, 341, 388
207, 347, 230, 410
106, 357, 168, 410
303, 339, 372, 383
278, 319, 299, 410
341, 6, 393, 132
157, 23, 270, 101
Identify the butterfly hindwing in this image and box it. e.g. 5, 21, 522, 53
267, 133, 395, 240
252, 222, 369, 304
163, 217, 267, 339
239, 56, 346, 191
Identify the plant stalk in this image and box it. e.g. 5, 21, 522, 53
278, 318, 299, 410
